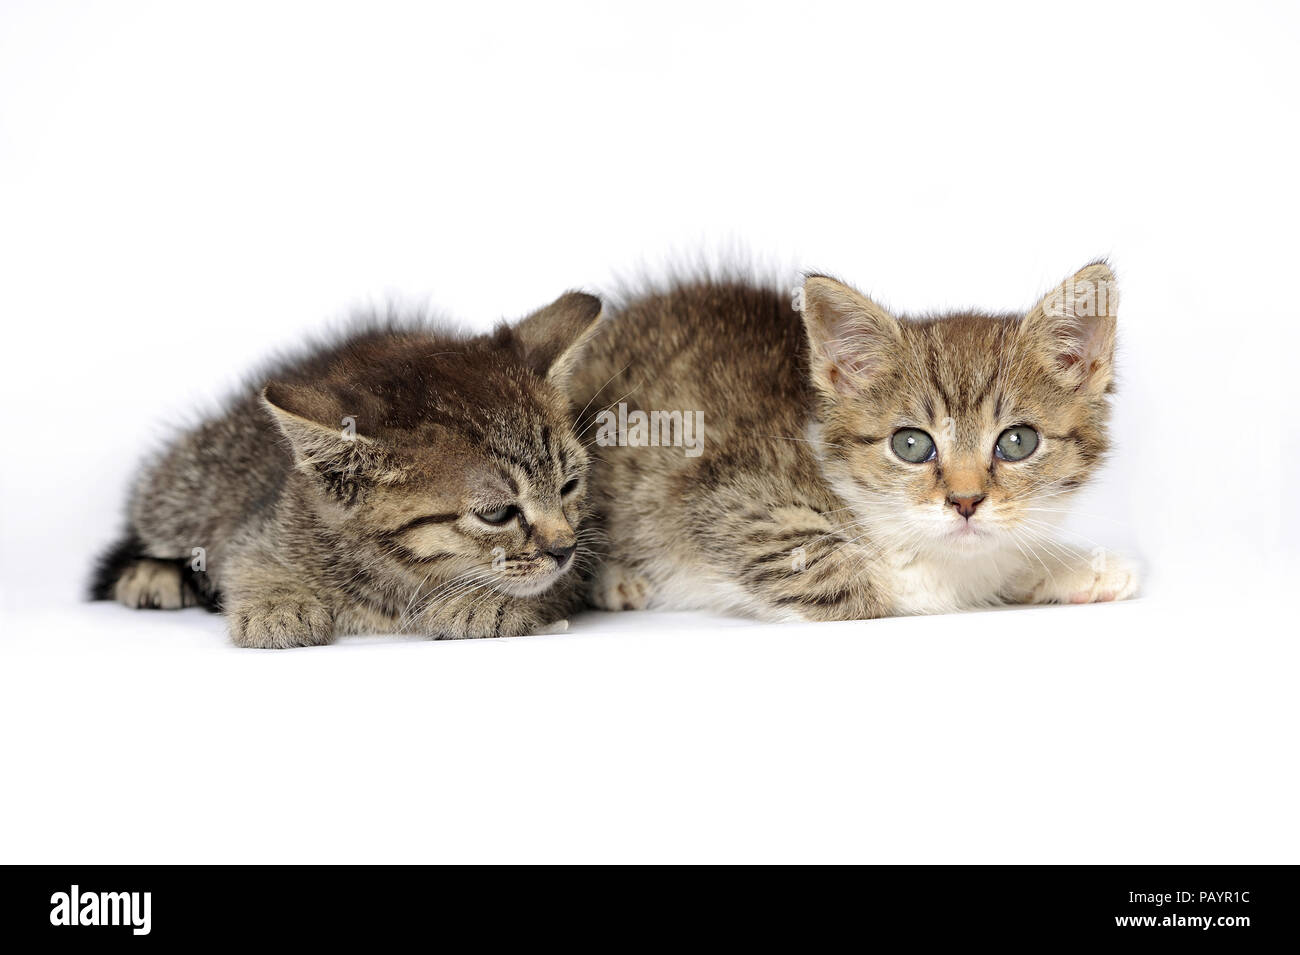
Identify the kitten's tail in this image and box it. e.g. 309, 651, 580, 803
89, 531, 219, 610
88, 531, 146, 600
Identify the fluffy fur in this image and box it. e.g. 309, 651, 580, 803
92, 292, 604, 648
574, 263, 1137, 622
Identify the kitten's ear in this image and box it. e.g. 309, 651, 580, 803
801, 275, 903, 397
262, 381, 347, 435
1023, 262, 1119, 394
261, 382, 400, 500
512, 291, 604, 385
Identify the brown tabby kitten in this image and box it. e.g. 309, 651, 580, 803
575, 263, 1137, 621
91, 292, 603, 648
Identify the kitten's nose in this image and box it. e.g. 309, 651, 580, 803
544, 542, 576, 566
947, 492, 986, 519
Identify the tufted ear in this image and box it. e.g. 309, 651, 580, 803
261, 382, 401, 503
512, 291, 604, 386
800, 275, 903, 397
1023, 262, 1119, 394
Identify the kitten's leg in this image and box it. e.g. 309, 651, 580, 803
218, 537, 336, 647
112, 558, 200, 610
589, 562, 651, 611
1010, 548, 1139, 604
423, 597, 550, 639
227, 589, 335, 649
714, 504, 889, 622
416, 577, 580, 639
492, 600, 576, 638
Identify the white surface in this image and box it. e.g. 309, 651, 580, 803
1, 1, 1297, 862
3, 583, 1296, 864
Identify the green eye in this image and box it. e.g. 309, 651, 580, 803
476, 505, 517, 526
891, 428, 936, 464
995, 426, 1039, 461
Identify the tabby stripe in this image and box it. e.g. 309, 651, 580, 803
746, 557, 827, 584
746, 567, 798, 585
741, 544, 828, 572
391, 546, 461, 565
1045, 430, 1084, 443
393, 512, 458, 534
971, 367, 999, 409
339, 580, 405, 619
745, 527, 831, 546
491, 449, 540, 479
773, 587, 854, 608
927, 353, 954, 412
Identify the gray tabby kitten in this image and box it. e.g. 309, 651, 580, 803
92, 292, 603, 648
575, 263, 1138, 621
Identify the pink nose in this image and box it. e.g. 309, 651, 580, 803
947, 493, 985, 519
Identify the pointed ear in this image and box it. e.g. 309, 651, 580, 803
261, 383, 400, 502
1023, 262, 1119, 394
512, 291, 603, 385
801, 275, 903, 397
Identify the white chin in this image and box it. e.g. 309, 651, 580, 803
498, 566, 569, 597
941, 524, 995, 547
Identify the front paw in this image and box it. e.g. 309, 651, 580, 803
229, 596, 334, 649
589, 563, 650, 611
1027, 550, 1140, 605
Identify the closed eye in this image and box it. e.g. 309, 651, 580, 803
561, 477, 581, 496
475, 505, 518, 526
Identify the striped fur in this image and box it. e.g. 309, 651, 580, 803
574, 264, 1137, 622
92, 292, 604, 648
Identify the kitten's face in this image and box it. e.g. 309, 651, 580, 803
264, 291, 602, 597
368, 404, 592, 597
803, 265, 1117, 559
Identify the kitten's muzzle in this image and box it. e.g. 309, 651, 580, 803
946, 492, 986, 520
545, 542, 577, 568
530, 519, 577, 569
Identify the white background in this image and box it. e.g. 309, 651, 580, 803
1, 1, 1296, 862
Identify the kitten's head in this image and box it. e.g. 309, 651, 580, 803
801, 263, 1118, 558
262, 291, 603, 596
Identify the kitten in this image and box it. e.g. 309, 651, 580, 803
91, 292, 603, 648
574, 263, 1137, 621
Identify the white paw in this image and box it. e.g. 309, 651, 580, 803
1030, 550, 1140, 605
589, 563, 651, 611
